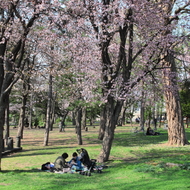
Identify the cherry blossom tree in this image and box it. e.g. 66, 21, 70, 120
0, 0, 62, 170
0, 1, 189, 171
62, 0, 190, 162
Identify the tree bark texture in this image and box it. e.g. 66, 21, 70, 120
140, 82, 145, 131
117, 104, 126, 126
17, 94, 27, 139
162, 53, 188, 145
0, 94, 9, 170
157, 0, 189, 146
98, 106, 106, 140
4, 99, 10, 145
49, 96, 56, 131
44, 74, 53, 146
28, 94, 33, 129
81, 106, 86, 130
59, 111, 68, 132
98, 96, 123, 162
75, 107, 83, 145
72, 111, 76, 125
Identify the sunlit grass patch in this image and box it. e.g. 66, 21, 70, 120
1, 125, 190, 190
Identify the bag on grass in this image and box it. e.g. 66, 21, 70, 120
41, 162, 50, 170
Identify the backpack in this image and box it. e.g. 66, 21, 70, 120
41, 162, 50, 170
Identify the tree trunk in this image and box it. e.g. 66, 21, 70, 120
0, 40, 7, 171
59, 111, 68, 132
163, 52, 188, 145
153, 103, 158, 130
17, 59, 30, 137
72, 111, 76, 125
49, 95, 56, 131
140, 96, 145, 131
59, 120, 64, 132
17, 94, 27, 139
28, 93, 33, 129
186, 117, 189, 128
4, 99, 10, 145
75, 107, 82, 145
158, 100, 164, 128
129, 104, 135, 128
44, 74, 53, 146
89, 118, 93, 126
117, 104, 126, 126
147, 110, 151, 128
81, 106, 86, 130
98, 96, 123, 162
98, 105, 106, 140
0, 94, 9, 170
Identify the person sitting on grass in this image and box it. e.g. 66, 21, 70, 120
68, 152, 83, 171
146, 126, 160, 136
53, 152, 70, 172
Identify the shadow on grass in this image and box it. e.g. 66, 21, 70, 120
2, 146, 75, 159
117, 128, 190, 147
0, 168, 40, 173
109, 146, 190, 166
113, 130, 168, 147
1, 161, 190, 190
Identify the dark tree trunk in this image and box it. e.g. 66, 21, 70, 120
158, 100, 164, 128
28, 93, 33, 129
17, 94, 27, 139
17, 59, 31, 138
117, 104, 126, 126
147, 111, 151, 128
59, 120, 64, 132
0, 94, 9, 170
59, 111, 68, 132
186, 118, 190, 128
4, 98, 10, 145
72, 111, 76, 125
0, 41, 7, 170
81, 106, 86, 130
44, 74, 53, 146
98, 96, 123, 162
49, 95, 56, 131
89, 118, 93, 126
75, 107, 82, 145
98, 105, 106, 140
140, 98, 145, 131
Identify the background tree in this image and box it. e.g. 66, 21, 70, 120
17, 58, 31, 139
180, 80, 190, 128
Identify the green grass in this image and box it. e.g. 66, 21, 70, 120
1, 125, 190, 190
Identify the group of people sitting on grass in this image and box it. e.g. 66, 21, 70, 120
41, 152, 83, 173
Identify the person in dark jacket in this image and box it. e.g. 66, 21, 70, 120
54, 153, 69, 171
146, 126, 160, 135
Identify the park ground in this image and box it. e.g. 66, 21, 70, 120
1, 124, 190, 190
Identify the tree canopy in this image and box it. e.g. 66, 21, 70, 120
0, 0, 189, 169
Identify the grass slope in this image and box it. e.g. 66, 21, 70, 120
1, 125, 190, 190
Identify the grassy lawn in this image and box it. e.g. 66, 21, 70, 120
1, 125, 190, 190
